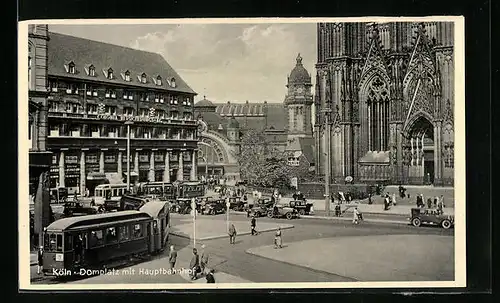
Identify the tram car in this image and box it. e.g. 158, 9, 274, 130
42, 201, 171, 276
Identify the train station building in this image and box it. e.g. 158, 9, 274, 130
30, 29, 200, 195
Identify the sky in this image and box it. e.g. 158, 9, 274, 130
49, 23, 317, 104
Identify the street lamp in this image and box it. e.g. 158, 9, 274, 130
125, 121, 134, 193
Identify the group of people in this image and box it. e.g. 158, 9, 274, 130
416, 194, 446, 213
167, 244, 215, 283
383, 193, 398, 210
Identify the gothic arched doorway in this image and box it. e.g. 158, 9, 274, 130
406, 116, 434, 184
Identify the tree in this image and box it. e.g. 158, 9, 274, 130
236, 130, 292, 189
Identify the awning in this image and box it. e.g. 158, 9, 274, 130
87, 172, 107, 180
123, 172, 139, 177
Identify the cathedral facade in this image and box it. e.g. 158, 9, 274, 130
314, 22, 455, 185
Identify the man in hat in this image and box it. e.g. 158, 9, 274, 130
168, 245, 177, 272
189, 248, 200, 280
228, 223, 237, 244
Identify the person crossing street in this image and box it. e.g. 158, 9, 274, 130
251, 215, 257, 235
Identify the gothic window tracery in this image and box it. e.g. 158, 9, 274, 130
366, 76, 390, 151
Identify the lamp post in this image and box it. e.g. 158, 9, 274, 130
125, 121, 134, 193
321, 108, 332, 217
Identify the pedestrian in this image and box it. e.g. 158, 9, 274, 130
383, 195, 390, 210
251, 215, 257, 235
228, 223, 237, 244
189, 248, 200, 280
392, 193, 397, 206
427, 198, 433, 209
168, 245, 177, 272
368, 192, 373, 205
37, 246, 43, 274
274, 227, 283, 249
200, 244, 209, 275
353, 207, 361, 224
440, 195, 445, 208
433, 196, 438, 208
205, 268, 215, 283
416, 194, 424, 208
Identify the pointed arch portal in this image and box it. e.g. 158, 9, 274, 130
406, 116, 435, 184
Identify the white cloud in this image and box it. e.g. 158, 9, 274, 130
131, 23, 316, 102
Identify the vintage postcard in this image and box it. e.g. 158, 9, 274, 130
19, 17, 465, 290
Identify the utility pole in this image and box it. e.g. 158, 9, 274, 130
321, 108, 332, 217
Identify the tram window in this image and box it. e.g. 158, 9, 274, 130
133, 224, 143, 238
56, 234, 63, 251
106, 227, 118, 243
47, 234, 57, 251
119, 225, 130, 241
89, 230, 103, 247
95, 189, 101, 197
65, 234, 73, 250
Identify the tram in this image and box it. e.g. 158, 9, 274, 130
94, 181, 204, 202
42, 202, 171, 276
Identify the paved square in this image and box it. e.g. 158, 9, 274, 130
246, 235, 454, 281
170, 215, 294, 241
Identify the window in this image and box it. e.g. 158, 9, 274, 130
170, 77, 176, 88
87, 104, 98, 114
89, 230, 104, 247
46, 234, 59, 251
123, 107, 134, 116
56, 234, 63, 251
287, 157, 300, 166
105, 89, 116, 99
141, 73, 147, 84
86, 86, 98, 97
90, 125, 100, 138
68, 62, 76, 74
65, 154, 78, 164
154, 94, 159, 103
139, 108, 148, 117
156, 110, 165, 119
64, 234, 73, 250
107, 126, 118, 138
119, 225, 130, 241
141, 93, 150, 102
185, 97, 191, 106
154, 153, 164, 162
139, 153, 149, 162
156, 76, 162, 86
89, 65, 95, 77
173, 97, 178, 105
66, 102, 80, 113
66, 84, 79, 94
107, 68, 114, 79
49, 124, 59, 137
106, 227, 118, 243
133, 224, 143, 238
123, 91, 134, 100
125, 71, 131, 82
49, 81, 58, 92
28, 56, 32, 87
48, 101, 59, 112
105, 106, 117, 115
86, 154, 98, 163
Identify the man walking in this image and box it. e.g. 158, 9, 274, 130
189, 248, 200, 280
200, 244, 209, 275
168, 245, 177, 272
228, 223, 237, 244
37, 246, 43, 275
251, 215, 257, 235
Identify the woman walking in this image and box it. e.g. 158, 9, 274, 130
274, 227, 283, 249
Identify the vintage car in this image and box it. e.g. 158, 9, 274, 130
288, 199, 314, 215
247, 197, 274, 217
62, 201, 98, 217
266, 204, 299, 220
228, 197, 246, 211
409, 207, 454, 229
202, 199, 226, 215
170, 198, 203, 214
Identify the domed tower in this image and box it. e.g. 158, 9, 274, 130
226, 116, 240, 143
284, 53, 313, 141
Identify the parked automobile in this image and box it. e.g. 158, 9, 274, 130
288, 199, 314, 215
228, 197, 246, 211
202, 200, 226, 215
171, 198, 201, 214
409, 207, 454, 229
63, 201, 98, 217
266, 204, 299, 220
247, 197, 274, 217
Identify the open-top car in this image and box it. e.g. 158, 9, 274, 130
62, 201, 98, 217
409, 207, 454, 229
267, 204, 299, 220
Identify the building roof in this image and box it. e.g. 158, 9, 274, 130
298, 137, 315, 163
288, 54, 311, 85
195, 98, 216, 108
47, 32, 196, 95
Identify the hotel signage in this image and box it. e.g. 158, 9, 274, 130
97, 114, 194, 125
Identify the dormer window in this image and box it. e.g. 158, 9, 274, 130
124, 70, 131, 82
89, 65, 95, 77
68, 62, 76, 74
141, 73, 147, 84
169, 77, 176, 88
107, 68, 114, 80
156, 76, 162, 86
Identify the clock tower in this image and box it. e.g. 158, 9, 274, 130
284, 53, 313, 141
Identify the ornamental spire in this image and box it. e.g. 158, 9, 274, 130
296, 53, 303, 65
